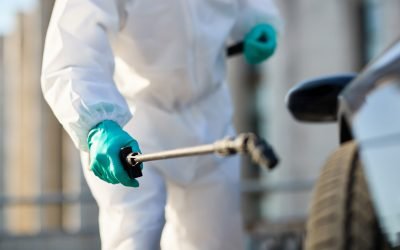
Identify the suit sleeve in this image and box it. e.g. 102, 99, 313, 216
41, 0, 131, 151
230, 0, 283, 43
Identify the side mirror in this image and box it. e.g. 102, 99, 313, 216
286, 74, 356, 122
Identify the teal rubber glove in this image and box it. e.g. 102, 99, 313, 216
88, 120, 142, 187
244, 23, 277, 65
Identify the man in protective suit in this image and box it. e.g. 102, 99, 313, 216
41, 0, 281, 249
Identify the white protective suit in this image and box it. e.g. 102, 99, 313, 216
41, 0, 281, 249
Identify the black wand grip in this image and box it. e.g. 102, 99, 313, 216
227, 41, 244, 57
119, 146, 143, 179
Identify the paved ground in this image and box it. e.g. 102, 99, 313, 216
0, 222, 304, 250
0, 233, 101, 250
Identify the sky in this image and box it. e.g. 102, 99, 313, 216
0, 0, 37, 35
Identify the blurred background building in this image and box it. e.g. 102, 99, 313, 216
0, 0, 399, 249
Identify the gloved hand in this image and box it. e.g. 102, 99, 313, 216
244, 23, 277, 65
88, 120, 142, 187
